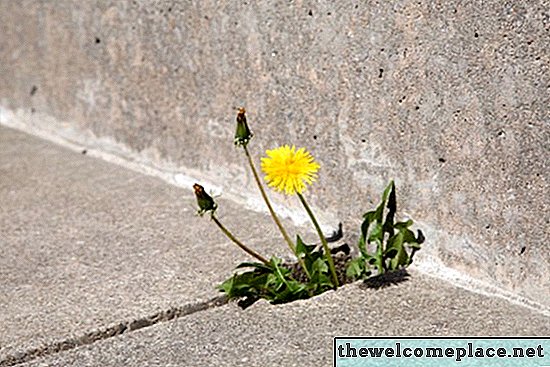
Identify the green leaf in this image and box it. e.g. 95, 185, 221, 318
372, 180, 393, 224
346, 257, 365, 279
361, 210, 376, 238
408, 242, 422, 250
373, 201, 385, 224
352, 180, 425, 278
296, 235, 325, 273
357, 235, 368, 257
381, 179, 395, 204
295, 235, 308, 256
220, 255, 316, 304
296, 235, 317, 259
271, 258, 292, 288
386, 232, 410, 270
374, 240, 385, 273
219, 275, 235, 294
394, 220, 413, 230
368, 222, 384, 243
219, 271, 264, 299
401, 228, 417, 243
311, 258, 329, 274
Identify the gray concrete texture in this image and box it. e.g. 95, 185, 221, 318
19, 277, 550, 367
1, 126, 549, 366
0, 0, 548, 309
0, 126, 297, 361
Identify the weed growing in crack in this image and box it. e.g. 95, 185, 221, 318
346, 181, 425, 279
192, 108, 424, 307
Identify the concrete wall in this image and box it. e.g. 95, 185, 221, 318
1, 1, 548, 308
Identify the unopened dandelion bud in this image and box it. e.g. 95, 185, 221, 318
234, 107, 253, 147
193, 183, 217, 216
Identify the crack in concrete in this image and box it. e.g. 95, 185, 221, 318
0, 296, 228, 367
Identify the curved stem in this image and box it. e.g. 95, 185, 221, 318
243, 145, 311, 280
296, 193, 339, 288
211, 214, 269, 265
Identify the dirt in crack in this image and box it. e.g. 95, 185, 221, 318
0, 296, 227, 367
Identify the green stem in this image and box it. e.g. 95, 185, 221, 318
243, 145, 311, 280
272, 260, 292, 289
296, 192, 339, 288
211, 214, 269, 265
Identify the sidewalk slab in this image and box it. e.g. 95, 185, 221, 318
2, 126, 549, 367
22, 272, 550, 367
0, 126, 296, 360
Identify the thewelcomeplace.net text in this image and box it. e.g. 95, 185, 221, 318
337, 342, 544, 362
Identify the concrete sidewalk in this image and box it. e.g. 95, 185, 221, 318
0, 125, 294, 363
20, 277, 550, 367
1, 126, 548, 366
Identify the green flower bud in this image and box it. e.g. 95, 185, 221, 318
234, 107, 253, 146
193, 183, 217, 216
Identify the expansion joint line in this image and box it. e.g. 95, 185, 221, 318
0, 296, 228, 367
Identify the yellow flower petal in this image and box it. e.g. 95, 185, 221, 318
260, 145, 320, 195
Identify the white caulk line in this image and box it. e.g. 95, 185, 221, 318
1, 105, 549, 318
414, 259, 550, 317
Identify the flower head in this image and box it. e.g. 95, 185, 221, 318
234, 107, 253, 146
261, 145, 320, 195
193, 183, 217, 216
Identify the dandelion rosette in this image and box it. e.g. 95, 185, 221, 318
261, 145, 320, 195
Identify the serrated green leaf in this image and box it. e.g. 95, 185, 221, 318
311, 258, 329, 274
352, 180, 425, 278
346, 257, 365, 279
401, 228, 417, 243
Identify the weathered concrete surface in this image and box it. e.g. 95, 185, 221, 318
1, 127, 549, 366
0, 0, 548, 309
0, 126, 297, 361
21, 276, 550, 367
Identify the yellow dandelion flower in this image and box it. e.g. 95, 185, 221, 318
261, 145, 320, 195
